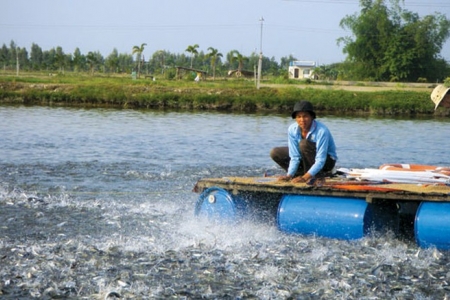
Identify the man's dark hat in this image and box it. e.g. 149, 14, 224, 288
291, 100, 316, 119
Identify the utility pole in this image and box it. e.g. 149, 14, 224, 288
257, 17, 264, 90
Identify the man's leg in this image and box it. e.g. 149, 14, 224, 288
300, 140, 336, 178
317, 155, 336, 177
270, 147, 305, 176
299, 140, 316, 173
270, 147, 290, 171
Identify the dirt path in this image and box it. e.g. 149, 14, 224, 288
262, 81, 435, 92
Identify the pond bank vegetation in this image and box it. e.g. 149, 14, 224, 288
0, 73, 448, 117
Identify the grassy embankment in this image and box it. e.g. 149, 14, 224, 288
0, 72, 447, 116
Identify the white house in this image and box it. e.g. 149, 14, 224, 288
288, 60, 316, 79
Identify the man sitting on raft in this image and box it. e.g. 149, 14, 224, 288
270, 100, 338, 184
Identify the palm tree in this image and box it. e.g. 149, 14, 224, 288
231, 50, 248, 76
206, 47, 222, 80
132, 43, 146, 78
185, 44, 199, 68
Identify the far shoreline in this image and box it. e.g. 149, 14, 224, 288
0, 73, 448, 117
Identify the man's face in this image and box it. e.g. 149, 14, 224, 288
295, 111, 313, 131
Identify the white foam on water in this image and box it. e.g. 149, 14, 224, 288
254, 264, 285, 282
2, 181, 450, 299
175, 216, 280, 252
307, 244, 330, 262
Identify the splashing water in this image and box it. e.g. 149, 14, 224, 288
1, 106, 450, 298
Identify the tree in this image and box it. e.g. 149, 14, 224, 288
185, 44, 199, 68
151, 50, 167, 75
9, 41, 17, 70
86, 51, 99, 75
313, 64, 339, 80
206, 47, 222, 80
30, 43, 43, 70
267, 56, 280, 76
338, 0, 450, 82
55, 46, 68, 73
280, 54, 297, 71
105, 48, 119, 73
72, 48, 85, 73
338, 0, 395, 80
17, 47, 29, 73
0, 44, 8, 70
132, 43, 146, 78
42, 48, 56, 71
230, 50, 248, 73
118, 53, 133, 73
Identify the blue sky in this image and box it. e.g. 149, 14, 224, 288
2, 0, 450, 65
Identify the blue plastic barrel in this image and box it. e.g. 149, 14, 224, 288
415, 202, 450, 250
277, 195, 372, 240
194, 187, 247, 222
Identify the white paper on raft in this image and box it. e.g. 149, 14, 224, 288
337, 168, 450, 184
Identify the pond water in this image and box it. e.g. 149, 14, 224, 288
1, 106, 449, 299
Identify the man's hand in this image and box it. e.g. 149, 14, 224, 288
277, 175, 292, 182
291, 173, 313, 183
277, 173, 313, 183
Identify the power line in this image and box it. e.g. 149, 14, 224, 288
0, 23, 256, 31
282, 0, 450, 8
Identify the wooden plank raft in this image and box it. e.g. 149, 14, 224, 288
193, 177, 450, 203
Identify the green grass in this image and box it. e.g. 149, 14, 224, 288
0, 72, 444, 116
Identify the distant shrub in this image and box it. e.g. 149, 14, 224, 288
444, 77, 450, 87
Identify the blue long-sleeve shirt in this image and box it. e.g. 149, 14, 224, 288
287, 120, 337, 177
